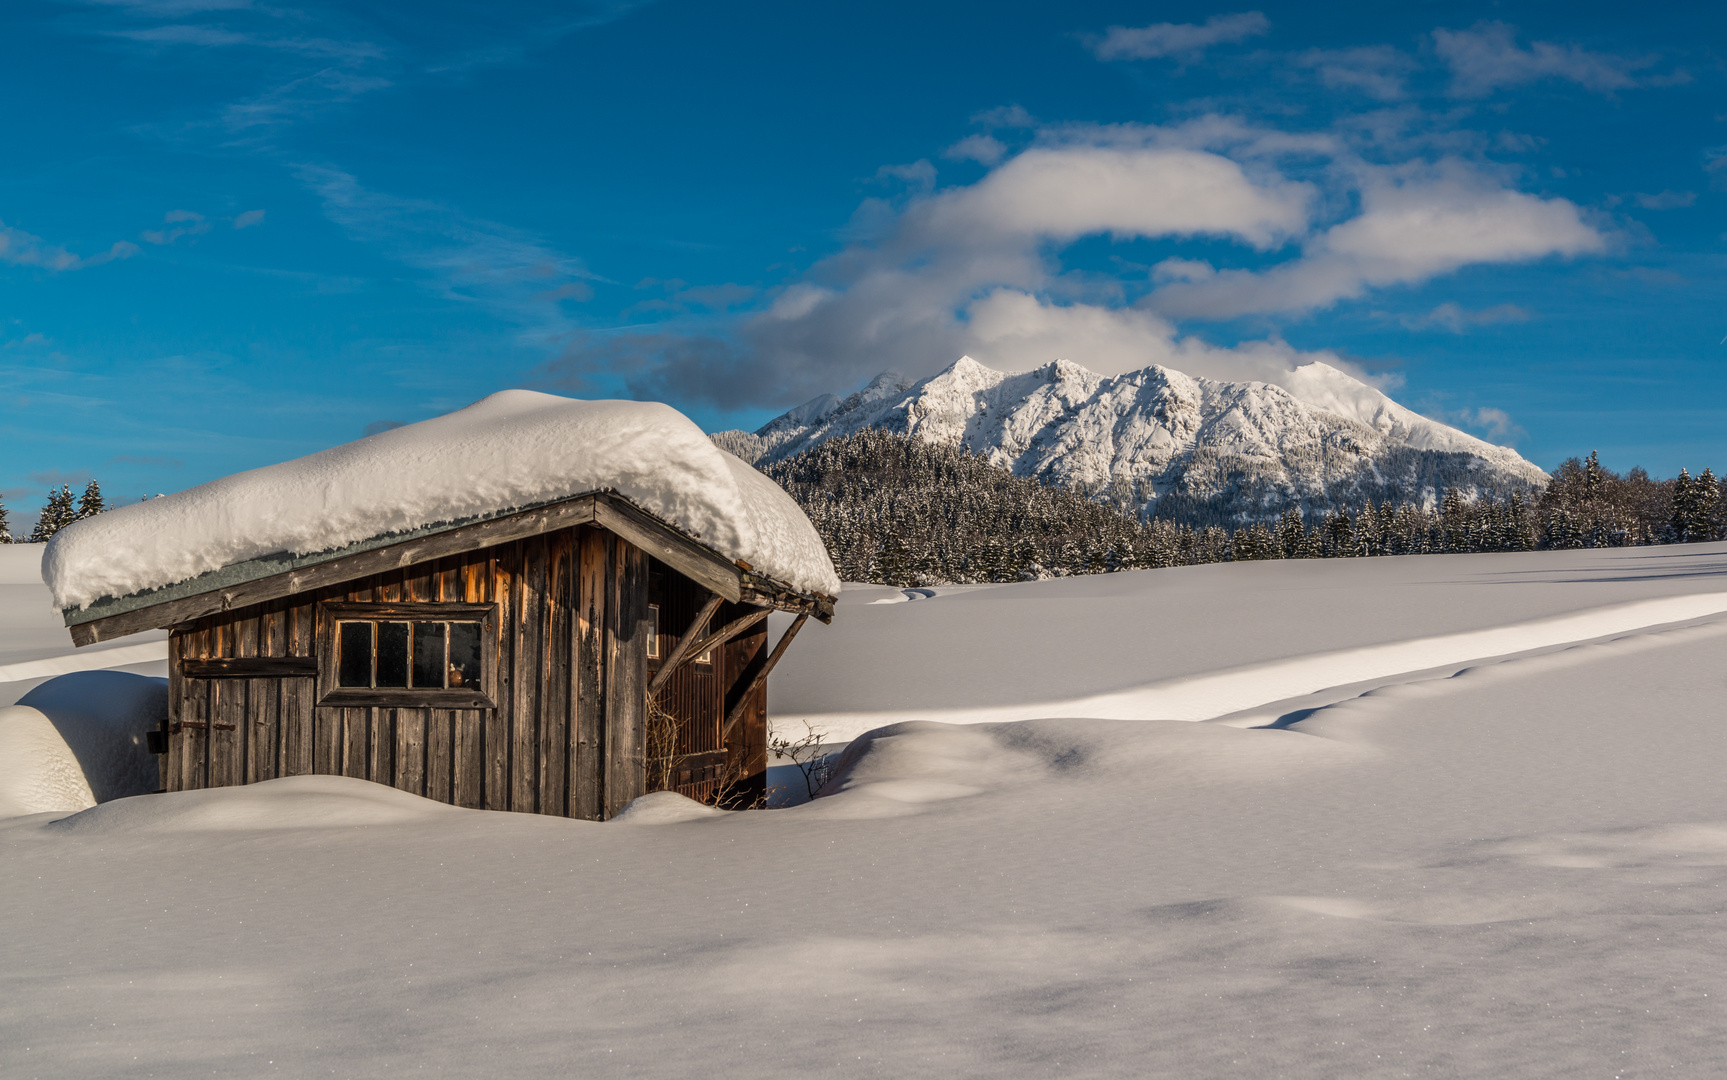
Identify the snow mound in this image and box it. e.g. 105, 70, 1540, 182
17, 671, 166, 803
46, 774, 461, 834
809, 717, 1352, 819
0, 706, 97, 818
609, 790, 727, 824
44, 391, 840, 612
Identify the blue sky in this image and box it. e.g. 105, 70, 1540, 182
2, 0, 1724, 517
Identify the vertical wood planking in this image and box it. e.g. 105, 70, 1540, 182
251, 607, 282, 783
512, 536, 547, 812
603, 535, 648, 818
425, 708, 453, 802
344, 707, 371, 779
209, 618, 245, 788
283, 601, 315, 776
540, 530, 572, 817
571, 527, 607, 820
165, 630, 184, 792
183, 621, 211, 790
484, 546, 516, 811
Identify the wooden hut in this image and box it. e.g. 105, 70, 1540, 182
48, 394, 837, 819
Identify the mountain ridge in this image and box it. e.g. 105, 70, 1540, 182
718, 356, 1547, 525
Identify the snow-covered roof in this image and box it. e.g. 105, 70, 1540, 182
44, 391, 841, 613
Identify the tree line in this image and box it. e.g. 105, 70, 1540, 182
0, 480, 108, 544
760, 433, 1725, 587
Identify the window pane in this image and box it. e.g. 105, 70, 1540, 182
646, 604, 660, 660
412, 622, 447, 688
376, 622, 410, 688
448, 622, 482, 689
338, 622, 373, 687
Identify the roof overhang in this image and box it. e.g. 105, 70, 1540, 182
64, 490, 833, 647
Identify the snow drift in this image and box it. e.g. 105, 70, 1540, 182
0, 671, 166, 817
43, 391, 841, 612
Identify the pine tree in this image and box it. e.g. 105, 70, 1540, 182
1691, 468, 1718, 542
1669, 468, 1698, 543
28, 485, 77, 543
76, 479, 105, 519
0, 495, 11, 543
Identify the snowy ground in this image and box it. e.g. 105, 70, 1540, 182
5, 542, 1727, 1077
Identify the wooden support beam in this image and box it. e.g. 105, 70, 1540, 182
678, 609, 769, 685
645, 593, 723, 699
592, 495, 743, 604
720, 612, 808, 747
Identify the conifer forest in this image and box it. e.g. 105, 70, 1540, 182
760, 432, 1726, 588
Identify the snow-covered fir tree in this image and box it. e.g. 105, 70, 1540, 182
0, 495, 11, 543
28, 485, 77, 543
76, 479, 105, 519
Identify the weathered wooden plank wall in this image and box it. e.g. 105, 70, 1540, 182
165, 523, 755, 819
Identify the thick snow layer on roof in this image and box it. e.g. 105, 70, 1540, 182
44, 391, 840, 612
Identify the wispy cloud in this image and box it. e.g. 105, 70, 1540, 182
141, 208, 212, 245
1295, 46, 1415, 101
1402, 302, 1532, 333
1433, 22, 1655, 98
296, 164, 600, 339
1439, 405, 1525, 443
232, 208, 266, 228
0, 220, 139, 271
1632, 190, 1696, 210
1089, 12, 1270, 62
943, 134, 1007, 165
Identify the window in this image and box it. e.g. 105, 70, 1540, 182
646, 604, 661, 660
317, 602, 497, 708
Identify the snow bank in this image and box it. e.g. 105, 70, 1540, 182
0, 706, 97, 817
17, 670, 167, 802
44, 391, 840, 612
0, 671, 167, 818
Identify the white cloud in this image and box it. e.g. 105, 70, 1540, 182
943, 134, 1007, 166
1091, 12, 1270, 61
905, 144, 1312, 251
232, 208, 266, 228
1152, 258, 1216, 283
0, 220, 139, 271
1295, 46, 1414, 101
1433, 21, 1648, 98
1151, 162, 1605, 318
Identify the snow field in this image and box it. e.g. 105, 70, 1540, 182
3, 542, 1727, 1076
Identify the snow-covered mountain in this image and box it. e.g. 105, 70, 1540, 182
721, 356, 1548, 523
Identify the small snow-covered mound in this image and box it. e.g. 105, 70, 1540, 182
0, 671, 167, 818
810, 717, 1356, 818
45, 390, 841, 612
0, 706, 97, 818
46, 774, 462, 834
610, 790, 727, 824
17, 671, 165, 803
